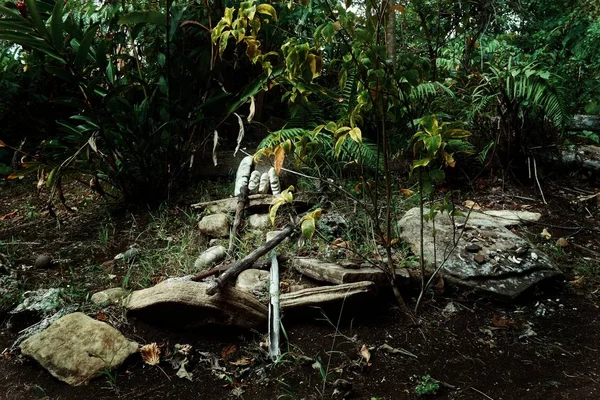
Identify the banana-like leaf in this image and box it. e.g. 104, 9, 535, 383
75, 24, 99, 73
50, 0, 64, 52
24, 0, 48, 39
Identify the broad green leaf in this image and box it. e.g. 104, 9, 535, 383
46, 168, 57, 188
301, 216, 315, 240
423, 135, 441, 154
0, 6, 24, 19
334, 134, 346, 157
445, 129, 471, 139
411, 157, 431, 171
50, 0, 64, 52
75, 24, 99, 73
118, 11, 166, 26
223, 7, 234, 25
256, 4, 277, 21
0, 20, 34, 33
348, 127, 362, 143
25, 0, 48, 39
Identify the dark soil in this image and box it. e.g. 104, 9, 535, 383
0, 172, 599, 400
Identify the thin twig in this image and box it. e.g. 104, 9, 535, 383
532, 157, 547, 204
470, 387, 495, 400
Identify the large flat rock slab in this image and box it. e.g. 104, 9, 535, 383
20, 312, 138, 386
124, 280, 267, 329
398, 208, 563, 301
293, 258, 409, 285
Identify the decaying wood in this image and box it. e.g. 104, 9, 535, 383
124, 280, 267, 329
293, 257, 410, 286
191, 254, 289, 281
206, 225, 297, 295
191, 194, 274, 213
228, 185, 249, 254
280, 281, 376, 309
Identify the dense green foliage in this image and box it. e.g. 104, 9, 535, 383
0, 0, 598, 202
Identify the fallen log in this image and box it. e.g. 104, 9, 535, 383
280, 281, 376, 309
124, 280, 268, 329
206, 225, 297, 295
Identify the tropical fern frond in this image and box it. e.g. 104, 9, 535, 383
257, 127, 381, 169
409, 81, 454, 102
337, 70, 358, 118
287, 103, 324, 129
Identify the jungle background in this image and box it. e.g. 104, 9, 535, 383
1, 0, 600, 399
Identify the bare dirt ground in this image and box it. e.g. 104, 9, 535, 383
0, 172, 599, 400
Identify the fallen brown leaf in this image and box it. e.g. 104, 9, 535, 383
140, 343, 161, 366
221, 344, 237, 361
491, 315, 515, 328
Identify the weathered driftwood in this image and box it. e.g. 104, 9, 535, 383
229, 184, 249, 253
206, 225, 297, 295
569, 115, 600, 132
293, 257, 410, 286
280, 281, 376, 309
124, 280, 267, 329
191, 194, 274, 213
191, 254, 289, 281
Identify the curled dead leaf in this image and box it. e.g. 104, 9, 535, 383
141, 343, 161, 366
556, 237, 569, 248
359, 344, 371, 366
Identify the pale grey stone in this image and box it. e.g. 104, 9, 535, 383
198, 213, 230, 237
90, 287, 129, 306
235, 269, 269, 293
248, 214, 271, 230
193, 245, 227, 270
20, 312, 138, 386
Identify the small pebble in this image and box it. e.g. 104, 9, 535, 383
465, 243, 481, 253
34, 254, 53, 269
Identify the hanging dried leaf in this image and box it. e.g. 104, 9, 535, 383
141, 343, 161, 366
88, 134, 98, 153
247, 96, 256, 122
556, 237, 569, 247
233, 113, 245, 156
274, 145, 285, 175
0, 140, 6, 148
212, 130, 219, 166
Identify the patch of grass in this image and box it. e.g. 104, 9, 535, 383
120, 206, 204, 289
410, 374, 440, 396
